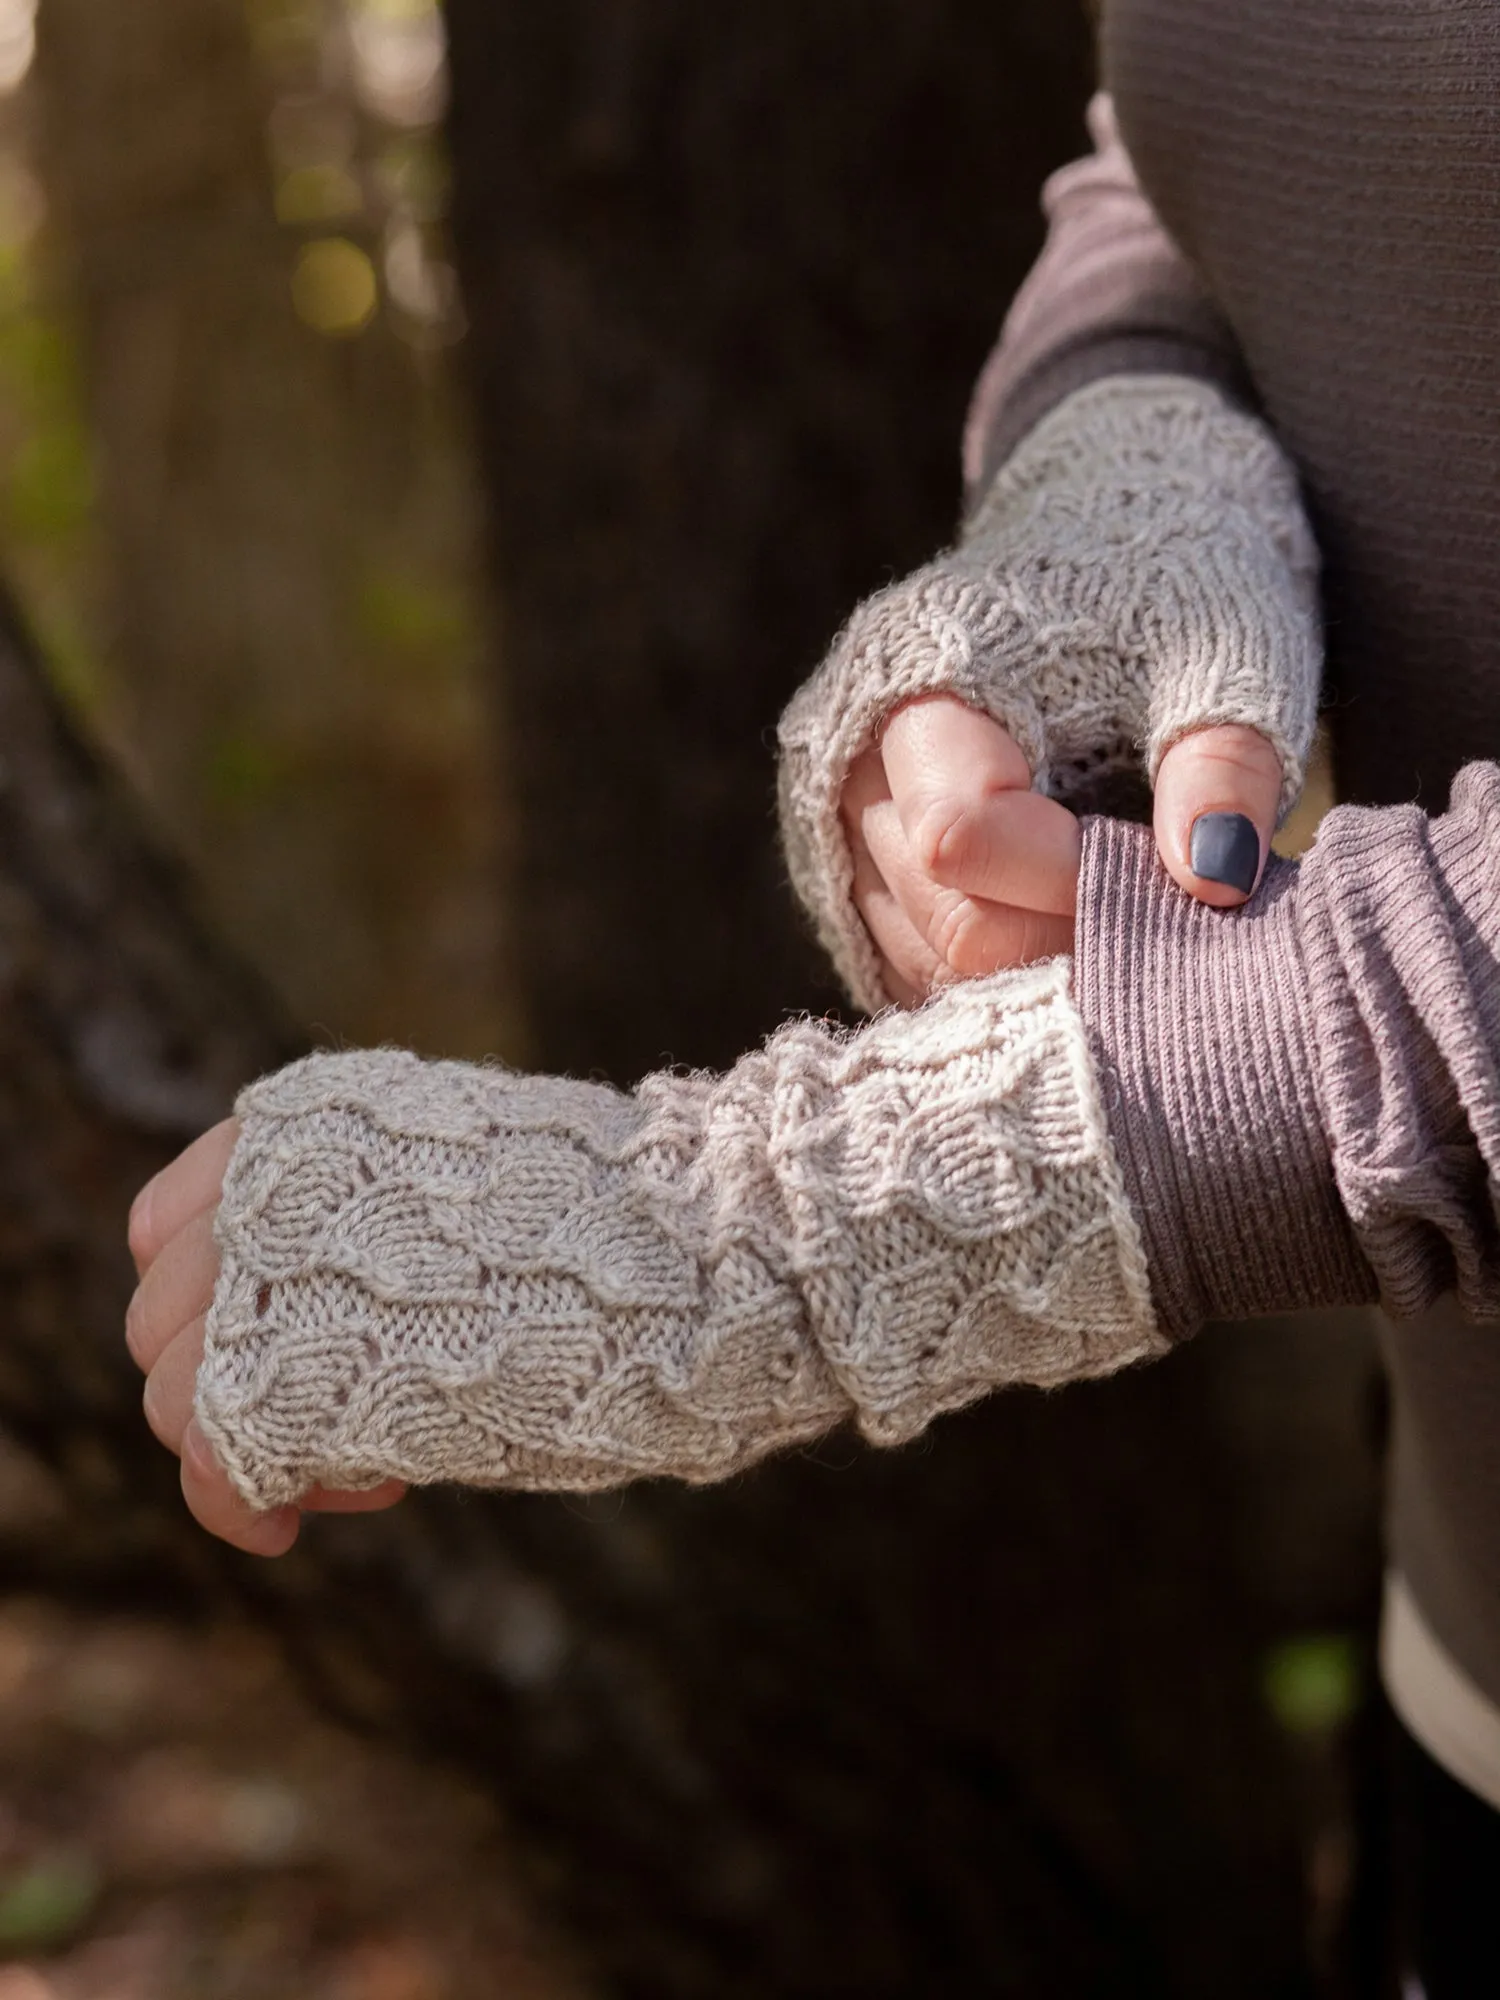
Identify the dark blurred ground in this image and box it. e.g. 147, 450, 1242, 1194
0, 1598, 582, 1999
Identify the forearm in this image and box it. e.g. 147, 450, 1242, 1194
198, 961, 1162, 1508
1076, 764, 1500, 1335
963, 93, 1249, 507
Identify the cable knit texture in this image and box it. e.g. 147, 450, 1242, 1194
196, 961, 1162, 1510
777, 373, 1322, 1013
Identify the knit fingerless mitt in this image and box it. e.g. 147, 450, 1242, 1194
778, 373, 1322, 1013
196, 961, 1162, 1509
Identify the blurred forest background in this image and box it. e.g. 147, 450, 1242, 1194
25, 0, 503, 1060
0, 2, 1381, 1997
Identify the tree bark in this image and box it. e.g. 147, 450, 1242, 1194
443, 0, 1113, 1078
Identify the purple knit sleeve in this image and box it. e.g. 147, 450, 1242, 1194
1074, 765, 1500, 1339
962, 93, 1250, 509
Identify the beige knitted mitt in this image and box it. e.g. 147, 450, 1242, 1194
778, 373, 1323, 1012
195, 960, 1162, 1510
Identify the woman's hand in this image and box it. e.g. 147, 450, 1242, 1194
846, 694, 1283, 1004
781, 375, 1321, 1014
842, 695, 1079, 1006
125, 1119, 407, 1556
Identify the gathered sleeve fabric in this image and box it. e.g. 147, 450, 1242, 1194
1076, 763, 1500, 1339
962, 92, 1251, 510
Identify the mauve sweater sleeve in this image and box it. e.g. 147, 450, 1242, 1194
1074, 763, 1500, 1340
962, 92, 1250, 508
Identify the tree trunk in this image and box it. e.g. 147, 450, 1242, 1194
31, 0, 508, 1061
443, 0, 1114, 1078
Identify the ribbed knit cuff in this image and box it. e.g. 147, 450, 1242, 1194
966, 336, 1251, 516
1073, 818, 1375, 1338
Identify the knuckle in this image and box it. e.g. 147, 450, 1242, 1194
1170, 721, 1283, 790
911, 796, 988, 884
932, 894, 996, 976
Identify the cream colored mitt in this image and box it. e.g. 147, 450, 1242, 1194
778, 373, 1323, 1012
196, 961, 1162, 1510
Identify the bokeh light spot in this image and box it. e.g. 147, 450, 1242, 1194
348, 0, 447, 126
0, 0, 35, 96
275, 163, 363, 226
0, 1853, 98, 1951
1262, 1633, 1361, 1737
290, 237, 378, 336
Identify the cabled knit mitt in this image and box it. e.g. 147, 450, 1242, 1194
196, 960, 1162, 1511
778, 373, 1323, 1012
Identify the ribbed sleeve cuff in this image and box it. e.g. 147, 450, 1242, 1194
967, 335, 1251, 513
1073, 818, 1375, 1338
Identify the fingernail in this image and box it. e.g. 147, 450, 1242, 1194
1189, 812, 1261, 893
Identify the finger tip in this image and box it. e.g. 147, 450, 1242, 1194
127, 1180, 157, 1271
250, 1509, 301, 1557
1154, 725, 1284, 902
1163, 845, 1257, 908
1155, 791, 1267, 905
1187, 810, 1264, 897
1182, 874, 1253, 909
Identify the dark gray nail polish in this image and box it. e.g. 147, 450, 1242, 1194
1189, 812, 1261, 893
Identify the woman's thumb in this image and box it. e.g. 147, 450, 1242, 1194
1152, 723, 1287, 907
